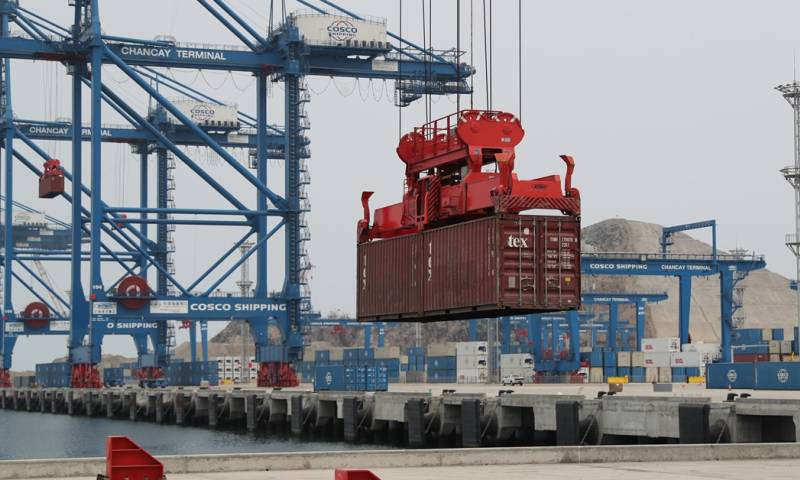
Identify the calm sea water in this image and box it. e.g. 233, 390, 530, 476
0, 409, 381, 460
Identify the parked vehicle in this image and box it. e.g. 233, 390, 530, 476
502, 374, 524, 386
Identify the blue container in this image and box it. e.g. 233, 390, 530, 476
772, 329, 785, 341
407, 347, 423, 356
617, 367, 630, 377
314, 365, 345, 391
603, 351, 617, 367
754, 362, 800, 390
344, 349, 361, 365
685, 367, 701, 377
589, 349, 603, 367
736, 344, 769, 355
796, 328, 800, 355
603, 366, 617, 378
36, 362, 71, 387
672, 367, 686, 383
375, 359, 400, 380
314, 351, 331, 364
361, 348, 375, 362
258, 345, 287, 362
428, 356, 456, 369
631, 367, 644, 377
732, 328, 763, 345
707, 362, 755, 389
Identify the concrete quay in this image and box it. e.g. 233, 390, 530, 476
2, 382, 800, 447
0, 444, 799, 480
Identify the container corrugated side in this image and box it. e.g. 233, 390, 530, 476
357, 230, 420, 319
357, 214, 580, 321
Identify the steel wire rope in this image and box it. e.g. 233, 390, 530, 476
164, 67, 202, 87
456, 0, 460, 112
482, 0, 489, 109
199, 69, 231, 90
428, 0, 433, 122
332, 77, 357, 97
421, 0, 428, 124
489, 0, 493, 109
307, 77, 333, 95
470, 0, 474, 108
229, 72, 255, 91
268, 0, 275, 34
371, 79, 382, 102
370, 79, 386, 103
398, 0, 403, 140
518, 0, 522, 120
356, 78, 371, 102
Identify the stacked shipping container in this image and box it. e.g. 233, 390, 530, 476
457, 341, 489, 384
35, 362, 71, 387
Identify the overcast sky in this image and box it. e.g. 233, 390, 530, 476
5, 0, 800, 369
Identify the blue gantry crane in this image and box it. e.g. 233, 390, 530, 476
0, 0, 472, 387
583, 220, 765, 363
580, 292, 668, 351
304, 318, 395, 349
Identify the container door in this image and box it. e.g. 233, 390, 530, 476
498, 215, 538, 307
357, 234, 420, 320
540, 217, 580, 309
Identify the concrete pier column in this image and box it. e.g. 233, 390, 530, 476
315, 399, 336, 433
128, 392, 137, 421
229, 395, 245, 425
155, 392, 164, 424
84, 391, 93, 416
51, 391, 59, 413
245, 394, 256, 432
39, 391, 47, 413
405, 399, 426, 448
290, 395, 304, 435
268, 398, 287, 431
343, 397, 359, 442
105, 392, 114, 418
24, 390, 32, 411
66, 390, 74, 415
679, 404, 711, 443
461, 399, 482, 447
208, 393, 218, 428
175, 392, 185, 425
556, 401, 581, 445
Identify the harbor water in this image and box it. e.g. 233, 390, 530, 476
0, 409, 380, 460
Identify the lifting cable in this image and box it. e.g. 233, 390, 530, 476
489, 0, 493, 110
422, 0, 433, 124
268, 0, 274, 35
456, 0, 460, 113
428, 0, 433, 123
420, 0, 428, 124
470, 0, 474, 109
518, 0, 522, 120
398, 0, 402, 140
481, 0, 489, 110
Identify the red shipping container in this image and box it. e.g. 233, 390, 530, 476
357, 214, 580, 321
733, 353, 769, 363
39, 172, 65, 198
